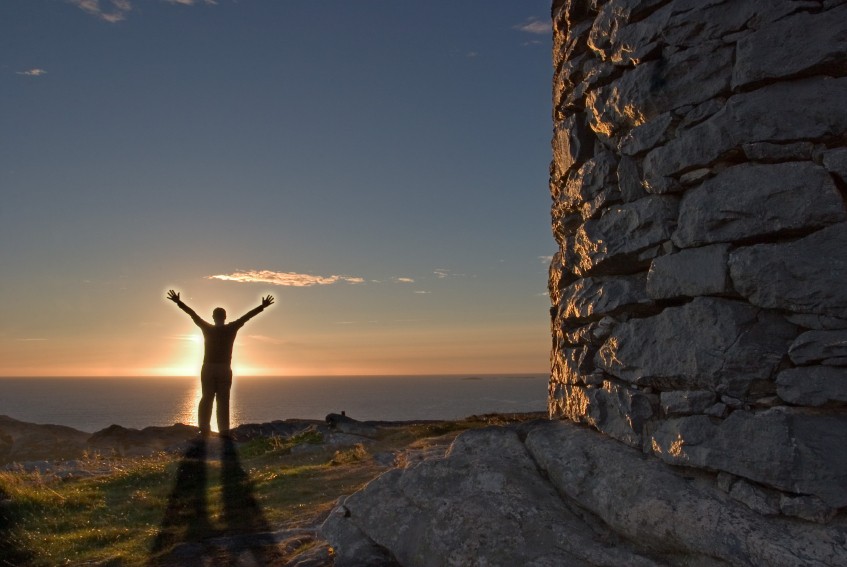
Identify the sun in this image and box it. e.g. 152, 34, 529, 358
150, 333, 204, 376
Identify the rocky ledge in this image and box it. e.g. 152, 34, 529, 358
322, 419, 847, 567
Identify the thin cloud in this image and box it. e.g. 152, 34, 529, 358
246, 334, 288, 345
394, 277, 415, 283
70, 0, 132, 23
466, 51, 479, 59
433, 268, 465, 279
514, 17, 550, 35
165, 0, 218, 5
16, 68, 47, 77
414, 290, 431, 295
208, 270, 365, 287
539, 255, 554, 264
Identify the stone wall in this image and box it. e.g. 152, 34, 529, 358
548, 0, 847, 521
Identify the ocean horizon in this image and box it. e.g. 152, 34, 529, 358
0, 374, 549, 433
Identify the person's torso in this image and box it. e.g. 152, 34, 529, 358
201, 323, 242, 364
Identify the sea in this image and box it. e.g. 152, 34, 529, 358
0, 374, 549, 433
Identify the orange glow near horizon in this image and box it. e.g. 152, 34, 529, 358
0, 319, 547, 377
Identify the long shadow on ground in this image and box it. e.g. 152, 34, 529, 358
149, 437, 282, 566
0, 484, 35, 566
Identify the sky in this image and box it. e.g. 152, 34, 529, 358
0, 0, 555, 377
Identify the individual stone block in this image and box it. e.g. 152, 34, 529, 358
789, 329, 847, 366
562, 150, 621, 219
672, 162, 846, 248
678, 98, 723, 129
616, 156, 647, 202
729, 223, 847, 318
551, 344, 593, 387
822, 147, 847, 182
660, 0, 801, 47
567, 195, 679, 276
649, 408, 847, 508
732, 4, 847, 89
559, 317, 617, 347
779, 494, 838, 524
660, 390, 716, 415
551, 202, 582, 248
559, 274, 650, 320
588, 42, 732, 137
644, 77, 847, 184
619, 112, 673, 156
716, 471, 736, 493
705, 402, 728, 418
729, 480, 780, 515
646, 244, 729, 299
553, 113, 595, 176
776, 366, 847, 407
549, 381, 653, 449
741, 141, 814, 162
595, 297, 796, 396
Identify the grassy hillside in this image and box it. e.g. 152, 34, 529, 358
0, 415, 537, 566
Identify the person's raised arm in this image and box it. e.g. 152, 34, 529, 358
235, 295, 275, 325
166, 289, 205, 327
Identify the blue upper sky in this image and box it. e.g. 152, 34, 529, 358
0, 0, 554, 376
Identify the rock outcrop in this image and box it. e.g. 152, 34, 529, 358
549, 0, 847, 522
0, 415, 91, 463
322, 421, 847, 566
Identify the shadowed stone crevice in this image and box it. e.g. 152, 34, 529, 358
830, 172, 847, 205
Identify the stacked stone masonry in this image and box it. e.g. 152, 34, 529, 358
548, 0, 847, 523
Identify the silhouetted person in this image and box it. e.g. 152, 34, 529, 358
167, 290, 274, 437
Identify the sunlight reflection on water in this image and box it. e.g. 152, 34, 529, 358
172, 380, 204, 431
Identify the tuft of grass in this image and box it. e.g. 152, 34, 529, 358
330, 443, 370, 466
239, 428, 324, 458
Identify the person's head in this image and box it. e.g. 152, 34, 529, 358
212, 307, 226, 325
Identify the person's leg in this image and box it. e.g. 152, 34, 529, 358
198, 366, 215, 436
215, 367, 233, 435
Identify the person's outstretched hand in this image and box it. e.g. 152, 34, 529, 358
167, 290, 180, 303
262, 295, 275, 308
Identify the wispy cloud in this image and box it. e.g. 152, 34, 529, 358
538, 255, 554, 264
433, 268, 466, 279
209, 269, 365, 287
71, 0, 133, 23
71, 0, 216, 22
514, 17, 550, 35
246, 334, 288, 345
414, 290, 431, 295
16, 68, 47, 77
165, 0, 217, 5
394, 277, 415, 283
